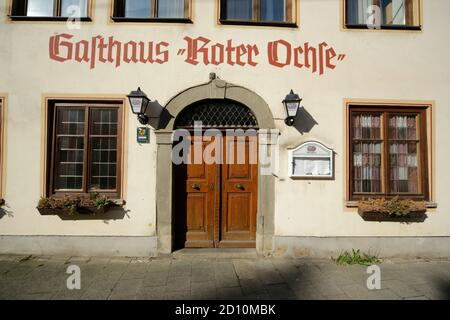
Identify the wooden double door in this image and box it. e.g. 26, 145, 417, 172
174, 133, 258, 249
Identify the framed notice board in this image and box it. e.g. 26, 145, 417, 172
288, 141, 334, 179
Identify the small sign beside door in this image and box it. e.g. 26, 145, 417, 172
137, 127, 150, 144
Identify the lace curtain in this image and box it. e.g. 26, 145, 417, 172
158, 0, 185, 18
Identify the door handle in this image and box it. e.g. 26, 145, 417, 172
210, 183, 214, 191
191, 183, 200, 190
235, 184, 245, 190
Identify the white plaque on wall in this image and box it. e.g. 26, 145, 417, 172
288, 141, 334, 179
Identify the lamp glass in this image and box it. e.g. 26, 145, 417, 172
286, 102, 299, 118
130, 97, 143, 114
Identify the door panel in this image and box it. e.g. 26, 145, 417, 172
227, 193, 251, 231
219, 135, 258, 247
228, 163, 251, 179
184, 137, 218, 248
186, 193, 207, 231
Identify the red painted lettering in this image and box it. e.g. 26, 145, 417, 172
124, 41, 138, 63
184, 36, 211, 65
49, 33, 73, 62
155, 41, 169, 64
75, 40, 89, 63
268, 40, 291, 68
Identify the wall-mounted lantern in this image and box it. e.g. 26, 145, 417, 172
127, 87, 151, 125
282, 89, 302, 126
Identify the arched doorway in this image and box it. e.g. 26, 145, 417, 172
155, 79, 276, 254
173, 99, 259, 249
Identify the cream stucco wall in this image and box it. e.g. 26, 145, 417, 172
0, 0, 449, 242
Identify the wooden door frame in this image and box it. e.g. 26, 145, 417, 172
173, 130, 259, 249
155, 79, 276, 255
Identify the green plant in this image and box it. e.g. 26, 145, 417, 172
358, 196, 426, 217
61, 195, 79, 214
94, 195, 112, 209
332, 249, 380, 266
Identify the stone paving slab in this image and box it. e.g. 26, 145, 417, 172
0, 254, 449, 300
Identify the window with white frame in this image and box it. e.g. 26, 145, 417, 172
345, 0, 421, 30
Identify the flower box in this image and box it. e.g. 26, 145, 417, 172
357, 197, 427, 222
74, 203, 117, 215
37, 195, 121, 216
358, 208, 427, 222
37, 207, 69, 216
37, 204, 118, 216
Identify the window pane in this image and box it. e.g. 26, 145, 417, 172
353, 114, 381, 140
158, 0, 185, 18
346, 0, 372, 25
27, 0, 54, 16
225, 0, 252, 20
89, 109, 118, 191
55, 109, 85, 190
353, 142, 382, 193
60, 0, 88, 17
389, 115, 419, 193
352, 114, 382, 193
382, 0, 406, 25
260, 0, 285, 22
125, 0, 152, 18
389, 114, 417, 140
91, 108, 118, 136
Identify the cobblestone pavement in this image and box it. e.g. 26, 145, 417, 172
0, 252, 449, 300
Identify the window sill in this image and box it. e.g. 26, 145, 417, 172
9, 15, 92, 22
346, 201, 437, 209
219, 19, 297, 28
111, 17, 192, 24
344, 24, 421, 31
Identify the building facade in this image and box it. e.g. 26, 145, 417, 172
0, 0, 449, 258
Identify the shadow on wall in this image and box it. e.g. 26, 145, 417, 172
436, 278, 450, 300
146, 100, 168, 129
292, 106, 318, 134
0, 203, 13, 219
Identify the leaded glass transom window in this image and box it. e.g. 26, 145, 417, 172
175, 100, 258, 129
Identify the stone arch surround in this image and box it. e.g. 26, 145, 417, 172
155, 79, 276, 254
